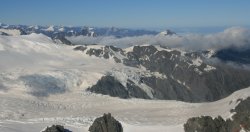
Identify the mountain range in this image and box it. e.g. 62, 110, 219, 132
0, 24, 250, 132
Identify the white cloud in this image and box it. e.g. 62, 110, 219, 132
67, 27, 250, 51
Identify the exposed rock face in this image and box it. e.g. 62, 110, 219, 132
73, 46, 87, 52
87, 75, 150, 99
85, 46, 125, 61
42, 125, 71, 132
87, 75, 129, 98
184, 116, 231, 132
52, 34, 72, 45
86, 45, 250, 102
126, 79, 151, 99
89, 113, 123, 132
184, 97, 250, 132
140, 76, 193, 101
230, 97, 250, 131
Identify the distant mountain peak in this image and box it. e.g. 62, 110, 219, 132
0, 23, 9, 28
158, 29, 176, 36
81, 26, 96, 37
44, 25, 54, 31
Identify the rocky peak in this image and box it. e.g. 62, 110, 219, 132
42, 125, 71, 132
89, 113, 123, 132
158, 29, 176, 36
81, 26, 97, 37
52, 33, 72, 45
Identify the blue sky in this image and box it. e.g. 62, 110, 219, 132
0, 0, 250, 28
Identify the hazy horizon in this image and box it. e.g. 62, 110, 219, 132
1, 0, 250, 29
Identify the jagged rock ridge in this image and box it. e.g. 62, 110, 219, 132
89, 113, 123, 132
82, 45, 250, 102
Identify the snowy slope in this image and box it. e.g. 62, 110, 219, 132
0, 86, 249, 132
0, 34, 250, 132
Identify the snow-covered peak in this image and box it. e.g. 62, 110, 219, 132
44, 25, 54, 31
28, 25, 34, 29
28, 25, 39, 30
157, 29, 176, 36
34, 25, 39, 30
88, 27, 94, 31
0, 33, 56, 55
81, 27, 96, 37
0, 23, 9, 28
58, 27, 65, 32
20, 33, 54, 43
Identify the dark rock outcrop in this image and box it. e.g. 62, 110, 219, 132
73, 46, 87, 52
184, 97, 250, 132
53, 34, 72, 45
184, 116, 230, 132
141, 76, 193, 101
89, 113, 123, 132
126, 79, 151, 99
42, 125, 71, 132
87, 75, 129, 98
230, 97, 250, 131
85, 46, 124, 62
87, 75, 150, 99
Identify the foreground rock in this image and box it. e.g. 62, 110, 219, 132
230, 97, 250, 131
184, 97, 250, 132
184, 116, 233, 132
89, 113, 123, 132
42, 125, 71, 132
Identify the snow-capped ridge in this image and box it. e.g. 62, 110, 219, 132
157, 29, 176, 36
20, 33, 55, 44
44, 25, 55, 32
58, 27, 65, 32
